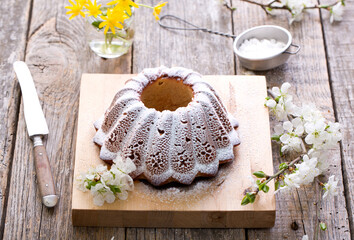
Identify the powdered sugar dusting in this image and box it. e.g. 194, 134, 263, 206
134, 162, 234, 206
93, 66, 241, 186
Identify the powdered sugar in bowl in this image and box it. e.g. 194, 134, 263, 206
233, 25, 300, 71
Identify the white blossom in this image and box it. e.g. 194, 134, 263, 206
296, 155, 321, 185
281, 0, 313, 24
323, 175, 339, 199
293, 104, 324, 124
308, 149, 330, 172
330, 2, 344, 23
76, 173, 88, 192
273, 118, 304, 153
76, 154, 136, 206
113, 154, 137, 174
266, 82, 296, 120
91, 183, 116, 206
265, 99, 276, 108
323, 122, 342, 148
278, 155, 321, 192
302, 235, 309, 240
271, 82, 291, 97
280, 119, 304, 152
304, 120, 328, 148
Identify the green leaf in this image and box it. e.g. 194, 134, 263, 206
271, 135, 281, 141
279, 163, 289, 170
253, 171, 267, 178
109, 185, 122, 194
246, 192, 256, 203
92, 21, 103, 29
256, 179, 261, 186
262, 184, 270, 193
85, 179, 100, 190
275, 181, 280, 191
320, 222, 327, 231
241, 195, 250, 206
258, 183, 269, 193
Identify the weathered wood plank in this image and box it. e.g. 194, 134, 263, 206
231, 0, 351, 239
2, 0, 131, 238
133, 0, 245, 239
320, 0, 354, 236
0, 0, 32, 238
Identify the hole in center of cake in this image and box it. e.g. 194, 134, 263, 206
141, 77, 194, 111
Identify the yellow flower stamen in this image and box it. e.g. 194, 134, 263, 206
153, 1, 167, 21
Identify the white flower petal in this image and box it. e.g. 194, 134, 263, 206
281, 82, 291, 93
274, 124, 284, 135
272, 87, 281, 97
266, 99, 277, 108
283, 121, 293, 132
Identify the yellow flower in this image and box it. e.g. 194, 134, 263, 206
65, 0, 86, 20
78, 0, 87, 5
99, 8, 128, 35
153, 1, 167, 21
107, 0, 139, 15
86, 0, 102, 18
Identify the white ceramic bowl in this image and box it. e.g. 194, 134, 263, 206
233, 25, 300, 71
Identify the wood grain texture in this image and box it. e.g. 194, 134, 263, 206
232, 0, 351, 239
72, 74, 275, 228
320, 0, 354, 236
2, 0, 131, 239
133, 0, 235, 75
0, 0, 352, 238
0, 0, 32, 238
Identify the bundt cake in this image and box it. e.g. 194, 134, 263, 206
93, 66, 240, 186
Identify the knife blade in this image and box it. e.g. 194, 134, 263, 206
13, 61, 59, 208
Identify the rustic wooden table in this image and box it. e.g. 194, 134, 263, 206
0, 0, 353, 239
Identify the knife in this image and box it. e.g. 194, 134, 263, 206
13, 61, 59, 208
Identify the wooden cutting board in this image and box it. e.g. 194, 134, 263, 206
72, 74, 275, 228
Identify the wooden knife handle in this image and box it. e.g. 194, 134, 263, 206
33, 138, 59, 207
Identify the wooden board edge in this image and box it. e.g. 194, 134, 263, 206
72, 209, 275, 228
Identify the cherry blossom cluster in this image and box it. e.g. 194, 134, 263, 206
242, 82, 342, 206
239, 0, 345, 24
76, 155, 136, 206
265, 82, 341, 198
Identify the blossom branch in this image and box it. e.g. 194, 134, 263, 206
234, 0, 346, 24
242, 82, 341, 208
240, 0, 340, 10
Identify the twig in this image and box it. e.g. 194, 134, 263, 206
223, 0, 236, 11
240, 0, 340, 13
251, 155, 304, 195
314, 186, 323, 240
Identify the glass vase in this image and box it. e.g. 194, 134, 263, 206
85, 10, 134, 59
